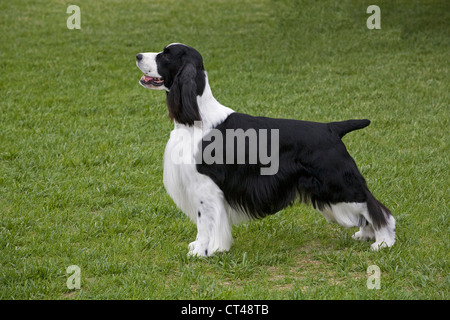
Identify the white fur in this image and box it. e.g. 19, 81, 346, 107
369, 214, 396, 250
320, 202, 367, 228
163, 77, 239, 256
136, 52, 161, 78
320, 202, 395, 250
197, 73, 235, 129
136, 52, 167, 91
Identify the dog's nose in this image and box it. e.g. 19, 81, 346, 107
136, 53, 143, 61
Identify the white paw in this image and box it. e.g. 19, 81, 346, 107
370, 240, 394, 251
187, 241, 210, 257
352, 230, 374, 241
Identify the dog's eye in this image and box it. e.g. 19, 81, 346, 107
161, 53, 170, 62
161, 50, 171, 61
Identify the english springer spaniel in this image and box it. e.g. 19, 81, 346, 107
136, 43, 395, 256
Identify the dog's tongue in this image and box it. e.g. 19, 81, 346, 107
141, 75, 152, 82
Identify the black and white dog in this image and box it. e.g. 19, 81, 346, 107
136, 43, 395, 256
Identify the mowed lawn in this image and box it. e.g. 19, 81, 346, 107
0, 0, 448, 299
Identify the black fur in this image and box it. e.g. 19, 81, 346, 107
197, 113, 390, 229
155, 45, 206, 126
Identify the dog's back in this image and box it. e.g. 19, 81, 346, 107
198, 113, 371, 218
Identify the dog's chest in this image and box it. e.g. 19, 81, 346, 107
162, 126, 203, 221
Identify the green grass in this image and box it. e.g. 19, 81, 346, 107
0, 0, 448, 299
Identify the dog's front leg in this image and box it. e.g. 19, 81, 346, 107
188, 197, 233, 257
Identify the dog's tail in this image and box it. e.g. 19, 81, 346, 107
329, 119, 371, 138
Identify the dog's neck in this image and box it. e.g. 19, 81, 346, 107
196, 72, 234, 129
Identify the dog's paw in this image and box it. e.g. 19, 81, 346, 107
370, 240, 395, 251
187, 241, 211, 257
352, 230, 374, 241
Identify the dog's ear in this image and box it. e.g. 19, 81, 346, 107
167, 63, 202, 126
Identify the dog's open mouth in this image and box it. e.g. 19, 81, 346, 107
140, 75, 164, 87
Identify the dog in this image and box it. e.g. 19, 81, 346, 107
136, 43, 395, 256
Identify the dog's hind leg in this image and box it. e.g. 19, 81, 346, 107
369, 214, 396, 250
364, 193, 396, 250
352, 224, 375, 241
319, 202, 395, 250
349, 202, 395, 250
319, 202, 368, 228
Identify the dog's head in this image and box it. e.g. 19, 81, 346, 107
136, 43, 206, 125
